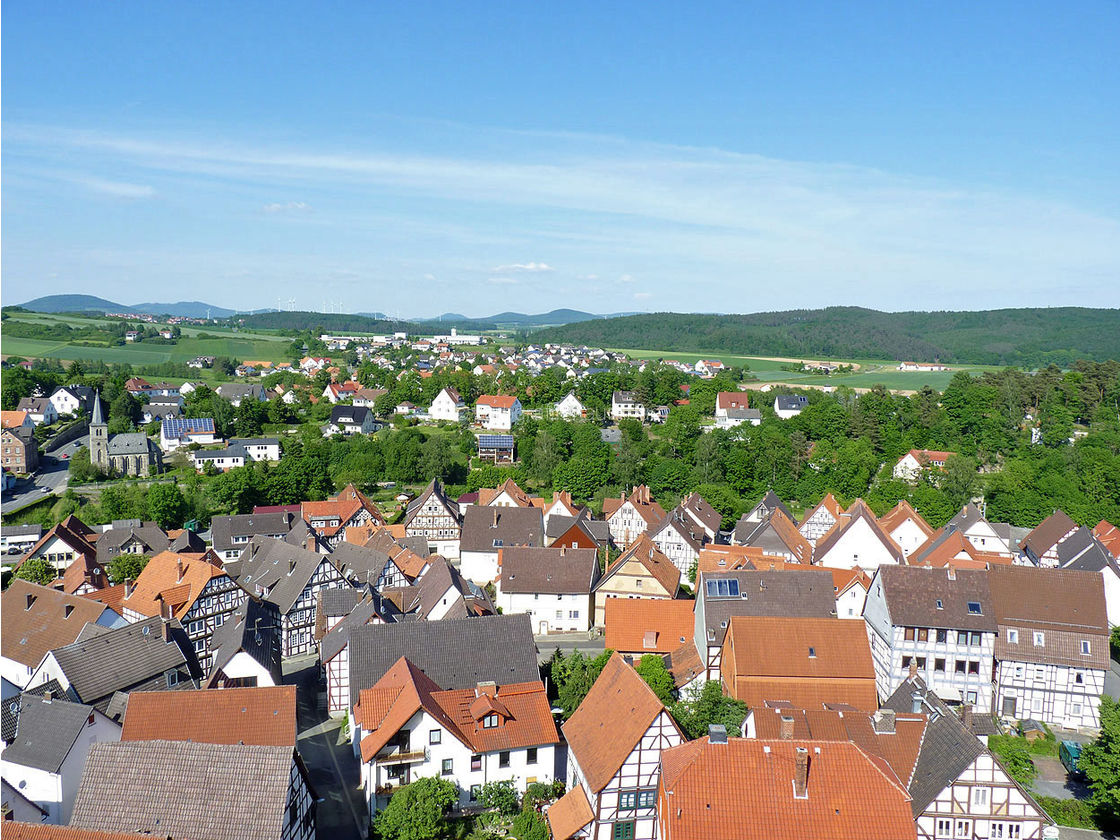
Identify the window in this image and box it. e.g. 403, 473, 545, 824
555, 610, 563, 620
916, 657, 927, 670
902, 655, 912, 669
935, 658, 946, 673
471, 755, 482, 772
442, 759, 453, 775
958, 631, 968, 645
1007, 629, 1019, 644
935, 818, 953, 838
635, 579, 642, 588
954, 819, 971, 838
936, 599, 944, 610
499, 751, 510, 768
613, 822, 635, 840
955, 660, 966, 674
1081, 640, 1091, 655
526, 748, 537, 765
430, 729, 442, 745
937, 629, 947, 644
619, 791, 638, 810
918, 629, 929, 643
483, 714, 499, 729
1013, 664, 1025, 679
1075, 671, 1085, 685
972, 786, 989, 807
638, 790, 656, 808
1034, 631, 1045, 646
905, 627, 916, 641
165, 670, 179, 688
990, 824, 1021, 839
705, 579, 739, 597
967, 601, 982, 615
569, 610, 580, 620
387, 764, 406, 780
968, 660, 980, 675
969, 632, 982, 647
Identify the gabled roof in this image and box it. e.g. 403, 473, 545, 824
206, 600, 283, 687
120, 551, 227, 620
733, 509, 813, 563
799, 493, 845, 527
602, 485, 666, 525
1, 695, 105, 774
909, 528, 1011, 570
680, 492, 722, 534
499, 546, 598, 595
877, 500, 933, 540
547, 785, 595, 840
476, 394, 518, 409
658, 737, 915, 840
562, 652, 675, 793
1, 679, 65, 743
1020, 509, 1079, 557
460, 505, 544, 553
70, 740, 305, 840
1093, 520, 1120, 559
347, 614, 540, 708
696, 545, 795, 574
715, 391, 750, 412
47, 617, 202, 712
603, 598, 694, 654
17, 515, 98, 571
121, 686, 297, 746
813, 500, 903, 565
231, 536, 346, 613
404, 479, 461, 524
1, 580, 118, 669
598, 534, 681, 596
210, 511, 295, 553
874, 566, 996, 631
899, 448, 955, 466
328, 541, 392, 586
697, 569, 837, 646
477, 478, 541, 508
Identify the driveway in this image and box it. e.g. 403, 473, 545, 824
284, 656, 368, 840
1032, 755, 1093, 800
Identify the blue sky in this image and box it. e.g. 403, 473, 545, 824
3, 1, 1118, 317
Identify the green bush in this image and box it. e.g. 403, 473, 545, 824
509, 808, 549, 840
988, 736, 1037, 786
1035, 796, 1098, 829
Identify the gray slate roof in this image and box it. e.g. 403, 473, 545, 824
1058, 527, 1119, 573
460, 505, 544, 553
71, 740, 301, 840
500, 547, 599, 595
210, 512, 295, 553
96, 521, 171, 564
106, 432, 158, 457
876, 566, 996, 632
328, 541, 392, 586
1, 679, 67, 743
48, 616, 202, 714
697, 569, 835, 645
1, 694, 105, 773
207, 599, 283, 687
545, 514, 611, 544
231, 536, 349, 613
348, 613, 539, 707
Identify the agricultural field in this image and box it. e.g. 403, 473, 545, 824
612, 347, 1003, 392
1, 311, 292, 366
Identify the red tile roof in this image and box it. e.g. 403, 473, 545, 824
547, 785, 595, 840
121, 550, 228, 620
603, 598, 695, 654
121, 686, 297, 746
477, 394, 518, 408
1094, 520, 1120, 559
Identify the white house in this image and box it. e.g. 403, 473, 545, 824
160, 417, 218, 452
459, 506, 544, 585
833, 568, 872, 620
496, 546, 599, 634
989, 566, 1108, 729
893, 449, 956, 482
944, 504, 1014, 557
773, 394, 808, 419
48, 385, 95, 418
878, 500, 935, 560
813, 501, 905, 571
555, 392, 587, 419
16, 398, 59, 427
648, 511, 707, 577
603, 486, 667, 550
864, 566, 997, 710
549, 653, 684, 840
354, 657, 559, 815
0, 694, 120, 824
429, 387, 466, 422
190, 445, 248, 472
475, 395, 522, 430
797, 493, 845, 547
230, 437, 281, 462
611, 391, 645, 422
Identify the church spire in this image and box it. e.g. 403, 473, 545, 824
91, 391, 105, 425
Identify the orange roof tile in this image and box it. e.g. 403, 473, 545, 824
120, 551, 228, 620
1094, 520, 1120, 559
121, 686, 297, 746
603, 598, 694, 654
547, 785, 594, 840
604, 534, 681, 595
877, 500, 933, 539
2, 581, 113, 668
910, 530, 1014, 570
697, 545, 792, 574
562, 653, 676, 792
799, 493, 845, 527
1, 410, 31, 428
477, 394, 518, 408
2, 825, 173, 840
79, 583, 129, 613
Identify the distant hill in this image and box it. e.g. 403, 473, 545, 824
18, 294, 135, 314
232, 310, 421, 334
132, 301, 241, 318
533, 306, 1120, 367
416, 308, 627, 329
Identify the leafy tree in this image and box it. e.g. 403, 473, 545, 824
529, 432, 563, 484
635, 654, 675, 704
671, 681, 749, 740
13, 557, 55, 586
478, 780, 519, 817
107, 554, 150, 585
545, 648, 613, 718
67, 446, 104, 484
108, 392, 141, 433
372, 776, 458, 840
1079, 695, 1120, 828
509, 808, 550, 840
148, 483, 187, 529
940, 455, 979, 509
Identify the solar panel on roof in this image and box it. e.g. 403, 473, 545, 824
477, 435, 514, 447
162, 417, 216, 437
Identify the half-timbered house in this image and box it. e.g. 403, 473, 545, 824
404, 479, 463, 558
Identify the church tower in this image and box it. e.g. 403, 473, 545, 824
89, 391, 109, 471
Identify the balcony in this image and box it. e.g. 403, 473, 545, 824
375, 748, 428, 764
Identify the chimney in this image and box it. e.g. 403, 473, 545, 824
161, 617, 173, 643
872, 709, 896, 734
125, 578, 135, 598
779, 715, 795, 740
708, 724, 727, 744
492, 509, 499, 528
793, 748, 809, 798
911, 691, 924, 714
43, 690, 53, 702
476, 681, 497, 697
176, 556, 185, 582
962, 703, 973, 729
560, 546, 566, 557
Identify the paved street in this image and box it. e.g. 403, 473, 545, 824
1031, 755, 1092, 801
0, 435, 85, 515
284, 656, 368, 840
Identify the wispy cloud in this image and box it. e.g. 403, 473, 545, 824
487, 276, 519, 285
633, 292, 652, 300
263, 200, 312, 213
74, 176, 156, 199
492, 261, 553, 272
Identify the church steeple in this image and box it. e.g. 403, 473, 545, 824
89, 391, 109, 471
91, 391, 105, 426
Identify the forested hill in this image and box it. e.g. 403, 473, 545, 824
230, 310, 421, 334
533, 307, 1120, 366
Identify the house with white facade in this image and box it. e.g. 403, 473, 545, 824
0, 694, 120, 824
496, 546, 599, 633
988, 565, 1108, 729
893, 449, 956, 482
429, 387, 466, 422
884, 675, 1052, 840
548, 653, 683, 840
459, 505, 544, 585
1059, 529, 1120, 627
160, 417, 218, 452
48, 385, 96, 418
648, 510, 707, 577
943, 504, 1014, 557
325, 405, 379, 436
610, 391, 646, 422
813, 500, 905, 571
404, 479, 463, 559
355, 657, 560, 816
878, 500, 935, 560
797, 493, 845, 547
864, 566, 997, 709
1020, 510, 1081, 568
603, 486, 667, 550
555, 392, 587, 419
475, 395, 522, 430
713, 391, 761, 429
205, 599, 284, 689
773, 394, 808, 418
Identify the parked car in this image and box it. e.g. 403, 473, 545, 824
1060, 740, 1084, 777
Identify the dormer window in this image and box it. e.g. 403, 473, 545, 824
935, 599, 943, 610
1007, 629, 1019, 644
1034, 632, 1045, 647
483, 714, 499, 729
967, 602, 982, 615
1081, 640, 1091, 655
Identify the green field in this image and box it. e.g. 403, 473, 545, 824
2, 311, 293, 366
612, 348, 1002, 392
